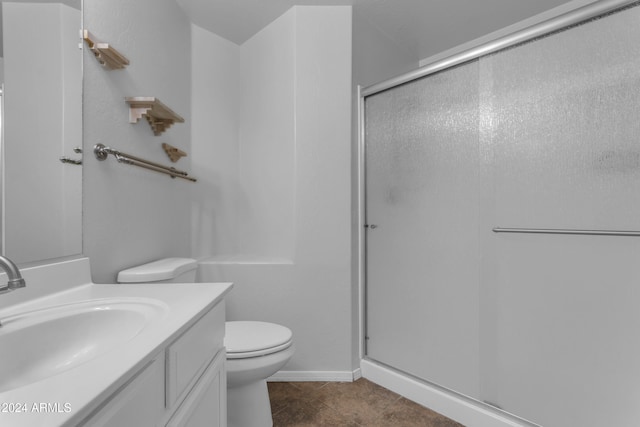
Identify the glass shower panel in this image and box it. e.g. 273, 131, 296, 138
479, 5, 640, 426
484, 11, 640, 230
365, 61, 481, 398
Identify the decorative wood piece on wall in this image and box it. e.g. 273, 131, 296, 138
83, 30, 130, 70
162, 143, 187, 163
125, 97, 185, 136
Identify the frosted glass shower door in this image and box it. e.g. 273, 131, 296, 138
364, 62, 481, 398
365, 3, 640, 425
478, 5, 640, 426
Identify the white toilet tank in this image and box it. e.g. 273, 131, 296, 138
117, 258, 197, 284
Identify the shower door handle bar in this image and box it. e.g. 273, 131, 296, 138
492, 227, 640, 237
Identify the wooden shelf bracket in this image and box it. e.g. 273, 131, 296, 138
83, 30, 130, 70
162, 143, 187, 163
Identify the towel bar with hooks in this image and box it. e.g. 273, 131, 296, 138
93, 143, 197, 182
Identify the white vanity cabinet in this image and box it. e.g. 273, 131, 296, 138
165, 302, 226, 427
165, 351, 226, 427
82, 356, 167, 427
83, 302, 227, 427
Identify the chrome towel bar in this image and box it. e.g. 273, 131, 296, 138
492, 227, 640, 237
93, 143, 196, 182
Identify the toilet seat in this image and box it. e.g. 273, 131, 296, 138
225, 321, 293, 359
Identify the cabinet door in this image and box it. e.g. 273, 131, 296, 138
166, 303, 225, 408
82, 356, 165, 427
166, 350, 226, 427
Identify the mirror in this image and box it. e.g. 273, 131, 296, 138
0, 0, 82, 264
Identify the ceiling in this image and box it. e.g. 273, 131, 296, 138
176, 0, 591, 61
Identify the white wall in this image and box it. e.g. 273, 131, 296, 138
352, 12, 418, 89
83, 0, 192, 282
195, 6, 354, 375
418, 0, 600, 67
190, 25, 240, 257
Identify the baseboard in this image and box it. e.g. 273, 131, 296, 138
352, 367, 362, 380
268, 370, 359, 382
361, 359, 538, 427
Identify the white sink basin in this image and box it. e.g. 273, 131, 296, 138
0, 298, 168, 393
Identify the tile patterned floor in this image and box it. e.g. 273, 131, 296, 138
268, 379, 466, 426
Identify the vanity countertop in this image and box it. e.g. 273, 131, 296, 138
0, 281, 232, 427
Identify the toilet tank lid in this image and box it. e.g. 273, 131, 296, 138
117, 258, 197, 283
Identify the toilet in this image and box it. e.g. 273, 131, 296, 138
117, 258, 295, 427
225, 321, 294, 427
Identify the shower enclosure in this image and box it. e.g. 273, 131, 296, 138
363, 1, 640, 426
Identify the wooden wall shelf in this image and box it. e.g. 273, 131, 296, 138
125, 97, 185, 136
83, 30, 129, 70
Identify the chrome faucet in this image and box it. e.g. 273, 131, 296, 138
0, 255, 26, 294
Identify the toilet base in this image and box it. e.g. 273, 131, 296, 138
228, 379, 272, 427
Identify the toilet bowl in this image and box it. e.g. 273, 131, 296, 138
225, 321, 294, 427
117, 258, 295, 427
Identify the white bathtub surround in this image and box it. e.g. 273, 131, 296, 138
0, 257, 231, 427
192, 6, 353, 378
